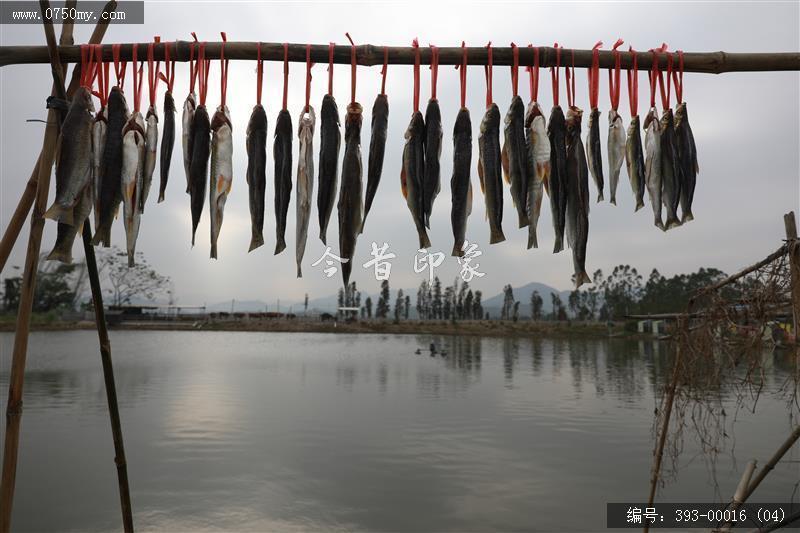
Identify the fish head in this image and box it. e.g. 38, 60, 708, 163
405, 111, 424, 141
643, 107, 659, 130
211, 106, 232, 131
566, 105, 583, 133
674, 102, 687, 124
74, 86, 96, 115
146, 105, 158, 122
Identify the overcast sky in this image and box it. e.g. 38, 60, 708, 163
1, 1, 798, 305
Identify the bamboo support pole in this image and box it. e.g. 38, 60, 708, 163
713, 459, 757, 532
0, 2, 117, 531
80, 223, 133, 532
643, 316, 685, 533
0, 42, 798, 73
784, 212, 800, 343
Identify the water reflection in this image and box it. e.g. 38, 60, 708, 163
0, 331, 796, 532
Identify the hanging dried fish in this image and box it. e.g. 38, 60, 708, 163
675, 102, 698, 223
644, 107, 663, 230
624, 48, 645, 212
182, 36, 199, 194
44, 86, 94, 225
548, 46, 568, 253
121, 110, 146, 266
140, 38, 162, 214
318, 44, 342, 245
502, 45, 529, 229
524, 46, 549, 250
189, 46, 211, 246
585, 42, 604, 203
478, 44, 505, 245
297, 51, 316, 276
362, 57, 389, 233
246, 104, 268, 252
92, 48, 129, 247
92, 48, 109, 232
339, 102, 363, 286
158, 43, 177, 203
273, 52, 293, 256
209, 106, 232, 259
565, 105, 591, 288
423, 45, 442, 229
660, 109, 682, 230
450, 46, 472, 257
606, 41, 626, 206
47, 186, 93, 263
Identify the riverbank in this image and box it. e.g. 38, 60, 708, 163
0, 313, 660, 340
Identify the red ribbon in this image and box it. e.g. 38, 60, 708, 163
256, 43, 263, 105
146, 36, 161, 108
158, 41, 176, 94
653, 43, 669, 110
565, 48, 576, 108
93, 45, 110, 106
132, 44, 145, 112
510, 42, 519, 98
484, 41, 493, 108
79, 44, 97, 89
305, 44, 313, 112
282, 42, 289, 111
219, 32, 229, 107
672, 50, 684, 104
550, 42, 560, 107
112, 43, 126, 89
649, 47, 660, 109
457, 41, 467, 108
588, 41, 602, 109
526, 45, 540, 103
412, 38, 420, 113
189, 32, 198, 94
627, 46, 639, 117
345, 32, 357, 104
608, 38, 623, 111
197, 42, 210, 107
429, 44, 439, 100
380, 46, 388, 96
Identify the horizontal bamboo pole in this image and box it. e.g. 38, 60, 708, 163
0, 42, 799, 73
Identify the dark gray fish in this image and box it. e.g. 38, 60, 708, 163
675, 102, 698, 223
273, 109, 293, 255
245, 104, 268, 252
47, 185, 93, 263
547, 105, 568, 253
586, 107, 604, 203
401, 111, 430, 249
565, 106, 591, 288
502, 94, 529, 228
92, 86, 128, 247
45, 86, 94, 225
182, 93, 196, 193
450, 107, 472, 257
141, 105, 158, 213
659, 108, 682, 230
478, 103, 505, 244
644, 108, 664, 230
362, 93, 388, 232
318, 93, 341, 245
525, 101, 549, 249
189, 104, 211, 246
338, 102, 364, 287
625, 115, 646, 212
92, 107, 107, 232
158, 90, 176, 203
423, 97, 442, 228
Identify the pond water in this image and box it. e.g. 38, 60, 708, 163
1, 331, 798, 532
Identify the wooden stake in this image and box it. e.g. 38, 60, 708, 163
81, 223, 134, 532
0, 42, 798, 73
0, 1, 117, 531
784, 212, 800, 344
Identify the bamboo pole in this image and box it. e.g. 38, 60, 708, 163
0, 2, 117, 531
80, 223, 133, 532
0, 42, 798, 73
713, 459, 757, 532
784, 212, 800, 343
643, 315, 685, 533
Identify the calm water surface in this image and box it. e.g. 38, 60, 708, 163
1, 331, 798, 532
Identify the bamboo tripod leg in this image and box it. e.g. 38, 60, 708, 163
81, 223, 134, 532
0, 161, 39, 274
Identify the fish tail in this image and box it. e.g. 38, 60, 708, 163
418, 230, 432, 250
249, 233, 264, 253
274, 238, 286, 255
158, 192, 165, 203
574, 271, 592, 288
489, 227, 506, 245
635, 201, 644, 212
665, 216, 682, 230
681, 211, 694, 223
452, 241, 465, 257
553, 236, 564, 254
527, 229, 539, 250
297, 264, 303, 278
610, 195, 617, 206
91, 226, 109, 247
210, 243, 217, 260
127, 253, 135, 267
46, 246, 72, 264
596, 192, 604, 203
655, 218, 665, 231
44, 202, 74, 225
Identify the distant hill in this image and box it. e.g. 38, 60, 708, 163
481, 281, 571, 318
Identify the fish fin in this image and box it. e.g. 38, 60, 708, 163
655, 219, 665, 231
158, 192, 165, 203
489, 227, 506, 245
46, 246, 72, 264
274, 238, 286, 255
665, 216, 682, 230
596, 192, 604, 203
297, 264, 303, 278
400, 166, 408, 199
553, 236, 563, 254
128, 253, 135, 267
210, 244, 217, 260
467, 182, 473, 216
44, 203, 74, 226
419, 230, 432, 250
610, 195, 617, 206
574, 271, 591, 288
477, 158, 485, 195
527, 229, 538, 250
635, 201, 644, 212
249, 233, 264, 252
501, 143, 511, 185
451, 242, 465, 257
682, 211, 694, 223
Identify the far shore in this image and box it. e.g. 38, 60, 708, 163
0, 314, 662, 340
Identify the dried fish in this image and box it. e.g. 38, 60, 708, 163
401, 111, 431, 249
92, 86, 128, 246
525, 101, 550, 249
586, 108, 604, 202
318, 93, 341, 245
47, 185, 93, 264
362, 93, 388, 233
625, 115, 646, 212
92, 106, 107, 231
296, 106, 316, 276
209, 106, 233, 259
675, 102, 698, 223
478, 103, 505, 245
140, 105, 158, 212
660, 108, 682, 230
188, 104, 211, 245
338, 102, 364, 286
502, 95, 529, 228
423, 97, 442, 228
182, 92, 196, 194
450, 107, 472, 257
158, 90, 176, 202
44, 87, 94, 225
245, 104, 268, 252
121, 111, 146, 266
273, 109, 293, 255
607, 109, 626, 205
644, 107, 664, 230
565, 106, 591, 288
547, 105, 568, 253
